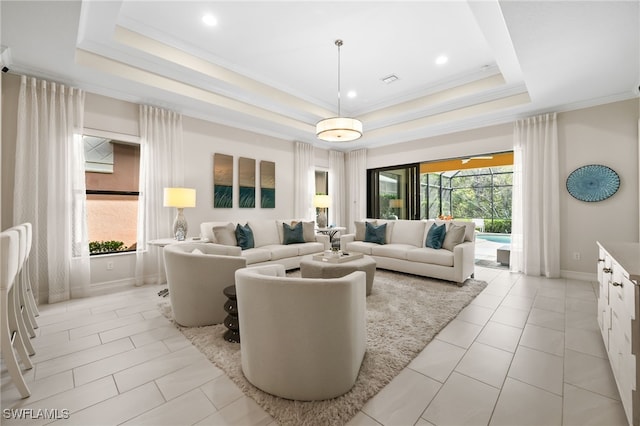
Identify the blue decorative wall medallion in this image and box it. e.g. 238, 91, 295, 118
566, 164, 620, 202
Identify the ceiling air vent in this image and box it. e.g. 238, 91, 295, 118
381, 74, 399, 84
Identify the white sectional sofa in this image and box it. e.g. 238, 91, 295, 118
340, 219, 476, 284
200, 220, 329, 270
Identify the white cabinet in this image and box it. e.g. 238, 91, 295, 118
597, 242, 640, 426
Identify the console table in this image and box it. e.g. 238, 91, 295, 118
597, 241, 639, 425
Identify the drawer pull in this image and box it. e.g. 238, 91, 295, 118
598, 258, 605, 262
603, 267, 612, 274
612, 281, 623, 288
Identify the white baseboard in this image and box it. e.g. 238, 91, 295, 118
86, 278, 139, 297
561, 269, 597, 282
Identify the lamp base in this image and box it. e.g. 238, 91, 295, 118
317, 211, 328, 228
173, 208, 188, 241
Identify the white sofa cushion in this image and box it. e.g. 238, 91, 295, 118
294, 242, 325, 256
247, 220, 280, 247
389, 220, 426, 247
262, 244, 299, 260
345, 241, 377, 255
242, 248, 272, 264
406, 247, 454, 267
371, 244, 414, 260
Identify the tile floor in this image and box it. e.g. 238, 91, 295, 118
1, 266, 630, 426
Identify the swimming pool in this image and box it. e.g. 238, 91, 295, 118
477, 233, 511, 244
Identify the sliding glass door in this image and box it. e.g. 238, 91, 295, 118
367, 164, 419, 219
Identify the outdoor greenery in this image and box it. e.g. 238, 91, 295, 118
484, 219, 512, 234
421, 166, 513, 233
89, 240, 129, 254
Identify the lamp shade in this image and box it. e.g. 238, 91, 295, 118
389, 199, 403, 208
313, 194, 332, 208
163, 187, 196, 208
316, 117, 363, 142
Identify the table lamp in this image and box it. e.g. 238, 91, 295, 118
389, 199, 403, 217
313, 194, 331, 228
164, 187, 196, 241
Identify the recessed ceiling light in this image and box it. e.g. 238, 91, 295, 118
347, 90, 357, 99
202, 14, 217, 27
435, 55, 448, 65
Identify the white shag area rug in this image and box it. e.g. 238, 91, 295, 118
159, 269, 487, 426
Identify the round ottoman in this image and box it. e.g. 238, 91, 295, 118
300, 255, 376, 296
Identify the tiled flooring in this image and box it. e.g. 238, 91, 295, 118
1, 266, 630, 426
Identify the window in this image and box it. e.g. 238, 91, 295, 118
368, 152, 513, 232
84, 134, 140, 255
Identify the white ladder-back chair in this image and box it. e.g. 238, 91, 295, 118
1, 229, 33, 398
6, 225, 36, 355
23, 223, 39, 318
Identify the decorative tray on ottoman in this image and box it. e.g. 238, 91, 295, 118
312, 252, 364, 263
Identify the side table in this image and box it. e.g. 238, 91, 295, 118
223, 285, 240, 343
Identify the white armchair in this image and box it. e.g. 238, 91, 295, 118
235, 264, 367, 401
164, 243, 246, 327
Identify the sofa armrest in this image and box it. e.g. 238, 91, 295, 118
340, 233, 355, 251
203, 243, 243, 257
315, 233, 330, 250
453, 241, 476, 282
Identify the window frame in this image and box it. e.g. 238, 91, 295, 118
83, 128, 141, 257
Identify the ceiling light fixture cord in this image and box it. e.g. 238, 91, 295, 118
336, 39, 342, 116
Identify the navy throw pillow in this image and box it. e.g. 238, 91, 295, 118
282, 222, 305, 244
426, 223, 446, 249
364, 222, 387, 244
235, 223, 254, 250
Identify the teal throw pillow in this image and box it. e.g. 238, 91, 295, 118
426, 223, 446, 249
235, 223, 254, 250
282, 222, 305, 244
364, 222, 387, 244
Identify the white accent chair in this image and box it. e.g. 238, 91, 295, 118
1, 229, 32, 398
163, 242, 247, 327
235, 264, 367, 401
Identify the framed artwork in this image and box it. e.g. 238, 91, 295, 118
260, 160, 275, 208
566, 164, 620, 202
239, 157, 256, 208
213, 153, 233, 208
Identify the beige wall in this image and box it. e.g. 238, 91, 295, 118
367, 99, 640, 278
3, 71, 638, 286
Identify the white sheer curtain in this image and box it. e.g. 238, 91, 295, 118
136, 105, 184, 285
511, 113, 560, 277
328, 150, 346, 227
346, 148, 367, 233
294, 141, 315, 220
13, 75, 89, 303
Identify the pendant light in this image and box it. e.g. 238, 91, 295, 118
316, 40, 363, 142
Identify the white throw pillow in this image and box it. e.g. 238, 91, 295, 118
212, 223, 237, 246
442, 223, 466, 251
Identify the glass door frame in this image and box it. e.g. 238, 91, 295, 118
367, 163, 420, 220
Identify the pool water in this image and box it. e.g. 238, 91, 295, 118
477, 233, 511, 244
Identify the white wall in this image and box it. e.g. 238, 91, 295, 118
3, 72, 637, 290
558, 100, 639, 278
182, 116, 296, 228
366, 99, 640, 278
